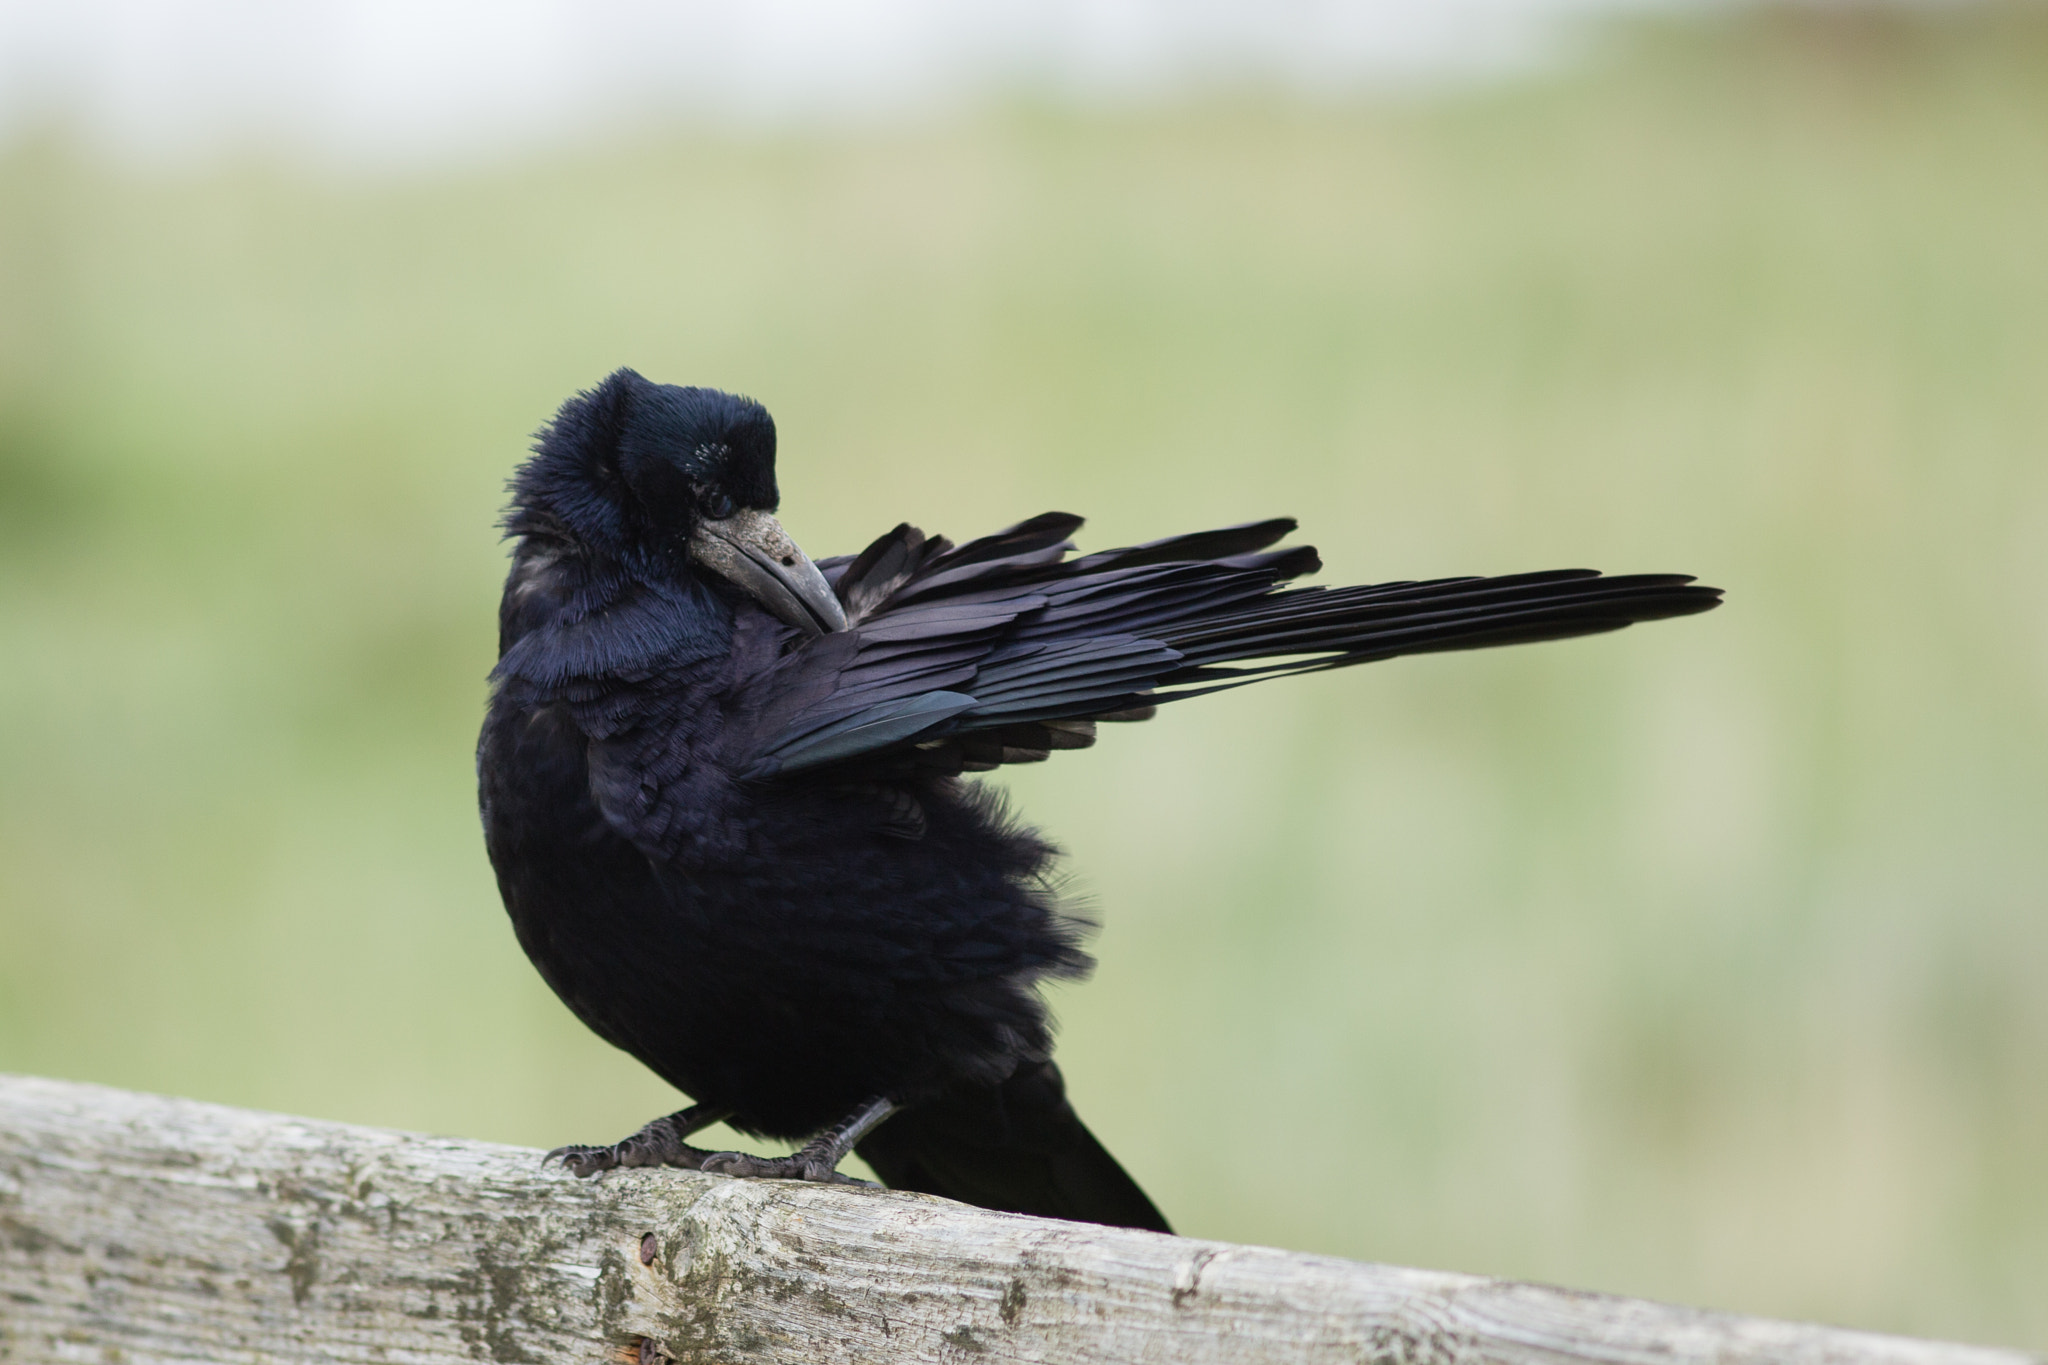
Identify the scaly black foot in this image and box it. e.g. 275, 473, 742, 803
699, 1096, 900, 1185
545, 1101, 732, 1178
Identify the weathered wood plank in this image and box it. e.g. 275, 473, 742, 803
0, 1074, 2037, 1365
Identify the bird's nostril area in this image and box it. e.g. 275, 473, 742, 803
781, 556, 795, 566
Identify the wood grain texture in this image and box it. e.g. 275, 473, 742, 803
1, 1074, 2037, 1365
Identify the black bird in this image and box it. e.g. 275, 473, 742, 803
479, 369, 1721, 1234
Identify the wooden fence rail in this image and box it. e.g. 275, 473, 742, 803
0, 1074, 2038, 1365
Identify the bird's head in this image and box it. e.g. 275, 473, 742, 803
510, 369, 846, 634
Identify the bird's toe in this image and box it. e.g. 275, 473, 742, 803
699, 1151, 864, 1182
546, 1144, 621, 1178
696, 1150, 756, 1176
798, 1157, 864, 1183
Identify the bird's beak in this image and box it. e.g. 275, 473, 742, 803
689, 508, 848, 635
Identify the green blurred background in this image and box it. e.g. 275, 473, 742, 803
3, 3, 2046, 1347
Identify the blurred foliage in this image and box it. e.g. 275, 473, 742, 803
4, 2, 2048, 1345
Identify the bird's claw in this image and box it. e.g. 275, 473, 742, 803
545, 1098, 890, 1186
545, 1143, 623, 1178
540, 1104, 732, 1178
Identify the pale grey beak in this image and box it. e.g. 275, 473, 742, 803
690, 508, 848, 635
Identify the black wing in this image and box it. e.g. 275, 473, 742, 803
726, 513, 1721, 780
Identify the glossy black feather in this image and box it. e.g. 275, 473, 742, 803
479, 374, 1723, 1233
739, 519, 1720, 776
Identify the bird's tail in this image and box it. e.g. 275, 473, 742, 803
856, 1061, 1171, 1234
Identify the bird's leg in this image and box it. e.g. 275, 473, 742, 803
545, 1101, 734, 1179
699, 1096, 901, 1184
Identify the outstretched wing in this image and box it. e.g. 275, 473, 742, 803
725, 512, 1721, 780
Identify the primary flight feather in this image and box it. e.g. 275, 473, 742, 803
478, 369, 1721, 1232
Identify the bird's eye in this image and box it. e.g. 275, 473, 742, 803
702, 490, 736, 521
